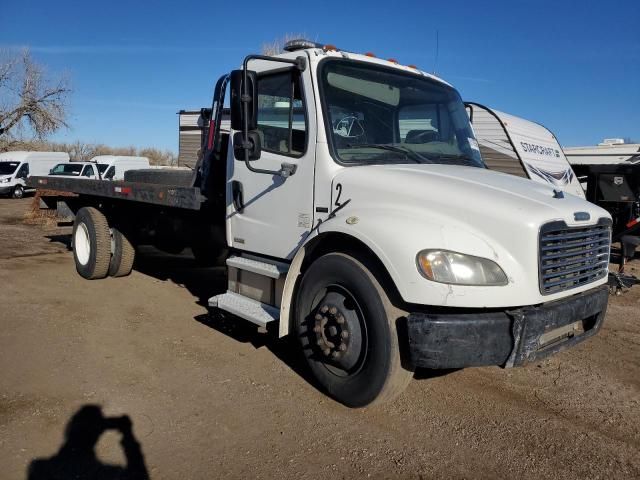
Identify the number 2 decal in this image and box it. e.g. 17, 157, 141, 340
334, 183, 343, 207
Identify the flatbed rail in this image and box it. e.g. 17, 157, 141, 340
28, 176, 204, 210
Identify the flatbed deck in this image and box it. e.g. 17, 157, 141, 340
28, 176, 204, 210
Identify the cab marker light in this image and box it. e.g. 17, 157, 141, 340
365, 52, 376, 57
627, 216, 639, 229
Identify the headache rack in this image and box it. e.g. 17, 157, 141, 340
539, 218, 612, 295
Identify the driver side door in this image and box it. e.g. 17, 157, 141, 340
227, 60, 316, 260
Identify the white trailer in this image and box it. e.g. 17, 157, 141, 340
32, 41, 612, 407
0, 151, 70, 198
466, 103, 585, 198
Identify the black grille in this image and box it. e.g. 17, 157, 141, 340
539, 219, 611, 295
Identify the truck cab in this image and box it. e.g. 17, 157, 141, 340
212, 42, 611, 405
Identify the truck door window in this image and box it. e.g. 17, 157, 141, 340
16, 163, 29, 178
257, 72, 307, 157
104, 166, 116, 180
83, 165, 95, 177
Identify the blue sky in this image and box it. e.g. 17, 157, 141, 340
2, 0, 638, 152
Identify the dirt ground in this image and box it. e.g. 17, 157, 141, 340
0, 198, 638, 480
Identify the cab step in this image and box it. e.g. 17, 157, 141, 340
226, 255, 289, 278
208, 291, 279, 327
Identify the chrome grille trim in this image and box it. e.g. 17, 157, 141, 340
538, 218, 612, 295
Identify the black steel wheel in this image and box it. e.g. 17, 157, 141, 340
295, 253, 412, 407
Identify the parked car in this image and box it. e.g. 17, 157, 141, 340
0, 151, 70, 198
49, 162, 101, 179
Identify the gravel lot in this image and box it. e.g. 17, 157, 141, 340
1, 197, 639, 479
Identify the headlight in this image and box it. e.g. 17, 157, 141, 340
416, 250, 508, 286
0, 178, 10, 183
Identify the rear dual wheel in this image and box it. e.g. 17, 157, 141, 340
295, 253, 413, 408
72, 207, 135, 279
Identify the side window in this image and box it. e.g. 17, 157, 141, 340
83, 165, 95, 177
16, 163, 29, 178
104, 166, 116, 180
256, 72, 307, 156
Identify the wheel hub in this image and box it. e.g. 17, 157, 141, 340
311, 291, 362, 371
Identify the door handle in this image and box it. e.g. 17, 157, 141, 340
232, 180, 244, 213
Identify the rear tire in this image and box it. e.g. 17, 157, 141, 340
12, 185, 24, 199
72, 207, 111, 280
294, 253, 413, 408
108, 227, 135, 277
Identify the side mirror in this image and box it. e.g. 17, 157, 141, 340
49, 169, 54, 174
230, 69, 258, 131
200, 107, 212, 122
233, 131, 261, 161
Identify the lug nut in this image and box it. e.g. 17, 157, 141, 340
322, 348, 331, 356
329, 307, 338, 315
339, 344, 347, 352
341, 331, 349, 339
313, 326, 322, 333
320, 305, 329, 313
336, 315, 345, 324
331, 351, 341, 359
315, 313, 323, 321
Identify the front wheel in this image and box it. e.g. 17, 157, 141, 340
12, 185, 24, 199
294, 253, 413, 407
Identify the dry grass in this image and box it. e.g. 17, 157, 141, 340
23, 189, 73, 226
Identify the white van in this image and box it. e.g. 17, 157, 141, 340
49, 162, 101, 180
93, 156, 150, 180
0, 151, 70, 198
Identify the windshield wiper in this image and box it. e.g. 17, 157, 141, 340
345, 143, 423, 163
429, 153, 480, 166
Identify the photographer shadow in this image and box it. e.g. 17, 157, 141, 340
27, 404, 149, 480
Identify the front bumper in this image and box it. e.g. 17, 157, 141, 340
0, 185, 14, 195
407, 285, 609, 369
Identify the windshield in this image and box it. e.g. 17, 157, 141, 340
0, 162, 20, 175
50, 163, 83, 176
320, 60, 484, 167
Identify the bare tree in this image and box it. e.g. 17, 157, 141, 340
68, 141, 95, 161
0, 49, 71, 145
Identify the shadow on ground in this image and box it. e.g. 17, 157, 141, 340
27, 404, 149, 480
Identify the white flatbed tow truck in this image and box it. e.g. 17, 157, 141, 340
32, 40, 612, 407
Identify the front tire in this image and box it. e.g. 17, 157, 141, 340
12, 185, 24, 199
294, 253, 413, 407
72, 207, 111, 280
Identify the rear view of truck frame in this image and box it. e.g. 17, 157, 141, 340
33, 40, 612, 407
